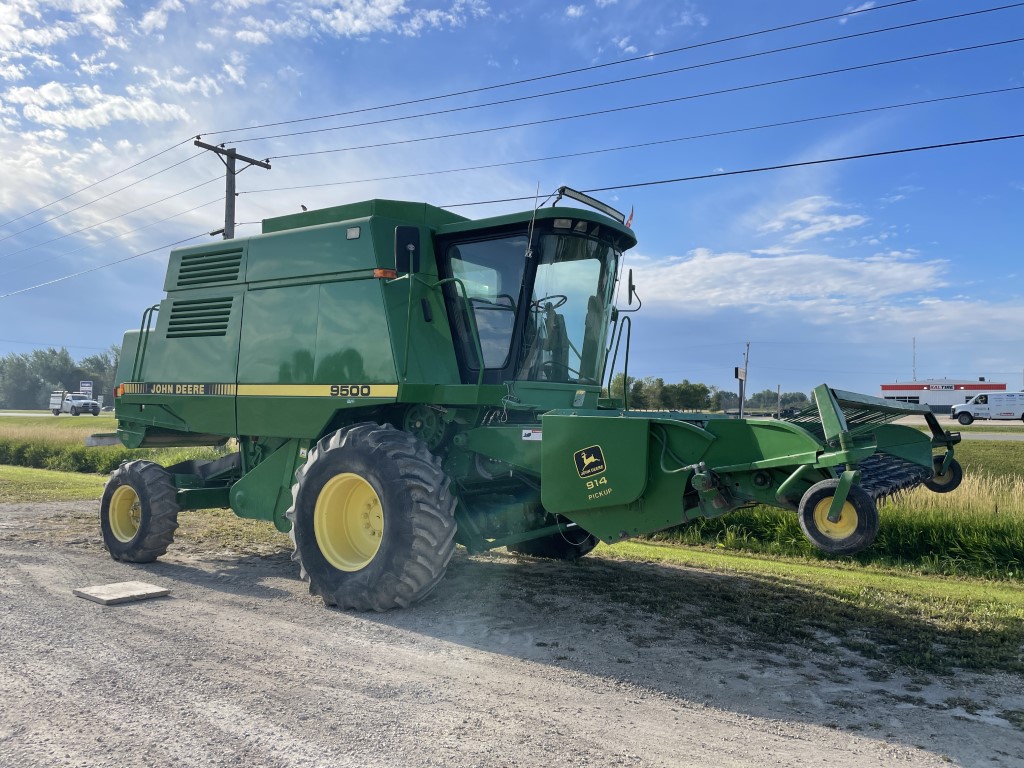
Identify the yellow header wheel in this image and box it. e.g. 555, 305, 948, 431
109, 485, 142, 543
314, 473, 385, 572
811, 497, 859, 541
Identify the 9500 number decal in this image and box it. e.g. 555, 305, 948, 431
330, 384, 374, 397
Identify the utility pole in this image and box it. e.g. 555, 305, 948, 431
194, 139, 271, 239
777, 384, 781, 419
736, 341, 750, 418
912, 337, 917, 381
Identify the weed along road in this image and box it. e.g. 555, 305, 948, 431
1, 501, 1022, 768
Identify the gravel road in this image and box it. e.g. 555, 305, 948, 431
1, 501, 1022, 768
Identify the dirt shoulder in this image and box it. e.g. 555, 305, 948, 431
1, 501, 1022, 768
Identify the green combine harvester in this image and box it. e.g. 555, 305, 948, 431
95, 188, 963, 610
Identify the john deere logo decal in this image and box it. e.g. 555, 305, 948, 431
574, 445, 606, 478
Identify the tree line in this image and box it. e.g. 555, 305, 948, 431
608, 374, 810, 413
0, 347, 120, 410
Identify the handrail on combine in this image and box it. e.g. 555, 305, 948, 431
603, 314, 632, 411
130, 304, 159, 383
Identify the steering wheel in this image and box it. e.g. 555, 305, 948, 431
531, 294, 568, 311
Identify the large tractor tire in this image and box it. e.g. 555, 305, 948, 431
798, 479, 879, 556
507, 526, 598, 560
100, 461, 180, 562
287, 423, 457, 611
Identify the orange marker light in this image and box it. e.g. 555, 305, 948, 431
373, 268, 398, 279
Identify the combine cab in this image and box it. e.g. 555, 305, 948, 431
94, 189, 963, 610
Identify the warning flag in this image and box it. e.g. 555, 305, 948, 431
625, 206, 634, 228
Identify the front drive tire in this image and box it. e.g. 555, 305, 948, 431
798, 479, 879, 556
71, 406, 79, 416
957, 412, 974, 425
286, 423, 457, 611
100, 461, 180, 562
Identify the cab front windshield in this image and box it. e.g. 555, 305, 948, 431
443, 224, 620, 385
517, 232, 618, 384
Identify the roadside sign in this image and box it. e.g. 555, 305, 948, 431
80, 380, 93, 396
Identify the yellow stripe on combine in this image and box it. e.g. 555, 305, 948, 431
118, 383, 399, 398
237, 384, 399, 398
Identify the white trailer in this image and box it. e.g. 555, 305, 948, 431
951, 392, 1024, 425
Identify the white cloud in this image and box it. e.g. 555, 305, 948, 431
633, 247, 945, 318
839, 2, 875, 24
595, 0, 617, 6
4, 81, 73, 107
613, 36, 637, 54
235, 28, 270, 44
565, 4, 585, 18
757, 195, 868, 244
139, 0, 185, 34
20, 84, 188, 128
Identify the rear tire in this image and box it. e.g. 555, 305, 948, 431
507, 527, 598, 560
798, 479, 879, 556
100, 461, 179, 562
287, 423, 457, 611
957, 412, 974, 425
51, 409, 60, 416
924, 457, 963, 493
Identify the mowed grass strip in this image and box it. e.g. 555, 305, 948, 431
0, 465, 107, 502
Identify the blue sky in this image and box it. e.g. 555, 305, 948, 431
0, 0, 1021, 397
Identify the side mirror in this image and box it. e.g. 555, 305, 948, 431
627, 269, 636, 306
394, 226, 420, 274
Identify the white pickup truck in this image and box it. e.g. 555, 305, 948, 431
50, 391, 101, 416
951, 391, 1024, 425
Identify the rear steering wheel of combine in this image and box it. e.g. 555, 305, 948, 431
798, 479, 879, 556
287, 423, 457, 611
924, 456, 963, 494
99, 461, 180, 562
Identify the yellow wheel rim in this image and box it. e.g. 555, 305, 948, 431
314, 473, 384, 572
812, 497, 858, 540
109, 485, 142, 543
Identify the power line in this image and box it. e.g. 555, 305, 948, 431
0, 197, 222, 280
0, 1, 920, 239
8, 134, 1019, 300
227, 4, 1024, 148
0, 233, 210, 300
0, 338, 112, 351
0, 150, 206, 247
238, 86, 1023, 196
0, 138, 195, 230
0, 176, 221, 263
440, 133, 1024, 209
202, 0, 920, 137
268, 37, 1024, 161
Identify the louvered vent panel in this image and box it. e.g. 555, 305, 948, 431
175, 248, 242, 288
166, 297, 233, 338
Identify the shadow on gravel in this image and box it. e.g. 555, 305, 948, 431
353, 550, 1024, 766
134, 552, 296, 599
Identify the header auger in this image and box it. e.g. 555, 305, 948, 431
94, 190, 963, 610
